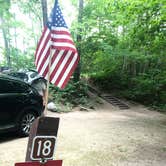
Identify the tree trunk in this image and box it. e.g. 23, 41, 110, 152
0, 0, 11, 68
2, 26, 11, 68
41, 0, 48, 26
73, 0, 83, 82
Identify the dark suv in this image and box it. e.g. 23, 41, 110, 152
0, 74, 44, 136
6, 69, 45, 85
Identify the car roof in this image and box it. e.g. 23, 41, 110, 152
0, 73, 29, 85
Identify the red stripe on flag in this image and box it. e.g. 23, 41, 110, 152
51, 38, 75, 45
35, 31, 51, 65
52, 30, 70, 36
37, 49, 50, 74
35, 27, 47, 59
51, 45, 76, 52
43, 64, 49, 78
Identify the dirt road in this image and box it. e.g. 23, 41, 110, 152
0, 100, 166, 166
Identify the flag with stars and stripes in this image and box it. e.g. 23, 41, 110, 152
35, 0, 79, 89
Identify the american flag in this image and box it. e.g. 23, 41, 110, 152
35, 1, 79, 89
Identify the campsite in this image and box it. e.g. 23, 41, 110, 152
0, 0, 165, 165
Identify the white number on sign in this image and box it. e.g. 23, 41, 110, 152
31, 136, 56, 160
37, 140, 42, 156
42, 140, 52, 156
36, 140, 52, 156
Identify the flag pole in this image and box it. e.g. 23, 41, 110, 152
43, 0, 58, 116
43, 43, 53, 116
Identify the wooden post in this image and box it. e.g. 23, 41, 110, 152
25, 117, 59, 162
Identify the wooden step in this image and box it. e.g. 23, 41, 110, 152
101, 95, 130, 109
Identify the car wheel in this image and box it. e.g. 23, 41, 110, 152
19, 111, 37, 136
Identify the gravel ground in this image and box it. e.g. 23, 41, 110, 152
0, 100, 166, 166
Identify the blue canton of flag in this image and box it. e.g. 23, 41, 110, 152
47, 3, 68, 29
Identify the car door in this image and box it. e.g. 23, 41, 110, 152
0, 78, 27, 127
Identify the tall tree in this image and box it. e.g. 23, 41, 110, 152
41, 0, 48, 26
0, 0, 11, 67
74, 0, 84, 82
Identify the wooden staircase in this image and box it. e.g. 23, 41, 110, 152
88, 85, 130, 110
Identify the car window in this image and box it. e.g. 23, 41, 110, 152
0, 79, 30, 93
30, 72, 38, 78
8, 72, 28, 82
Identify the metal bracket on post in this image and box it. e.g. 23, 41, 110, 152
40, 158, 47, 165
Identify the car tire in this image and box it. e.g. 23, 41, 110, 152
18, 111, 37, 137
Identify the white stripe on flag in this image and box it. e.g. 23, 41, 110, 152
35, 29, 50, 64
51, 50, 72, 84
57, 53, 78, 88
36, 41, 50, 71
51, 34, 73, 41
52, 27, 70, 33
39, 49, 56, 77
52, 42, 76, 50
50, 50, 65, 74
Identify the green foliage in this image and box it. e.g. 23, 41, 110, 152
79, 0, 166, 111
0, 0, 10, 16
10, 48, 35, 69
49, 80, 93, 111
0, 0, 166, 111
90, 54, 166, 111
0, 0, 42, 70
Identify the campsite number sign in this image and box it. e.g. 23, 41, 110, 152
31, 136, 56, 160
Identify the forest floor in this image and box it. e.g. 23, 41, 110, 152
0, 98, 166, 166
